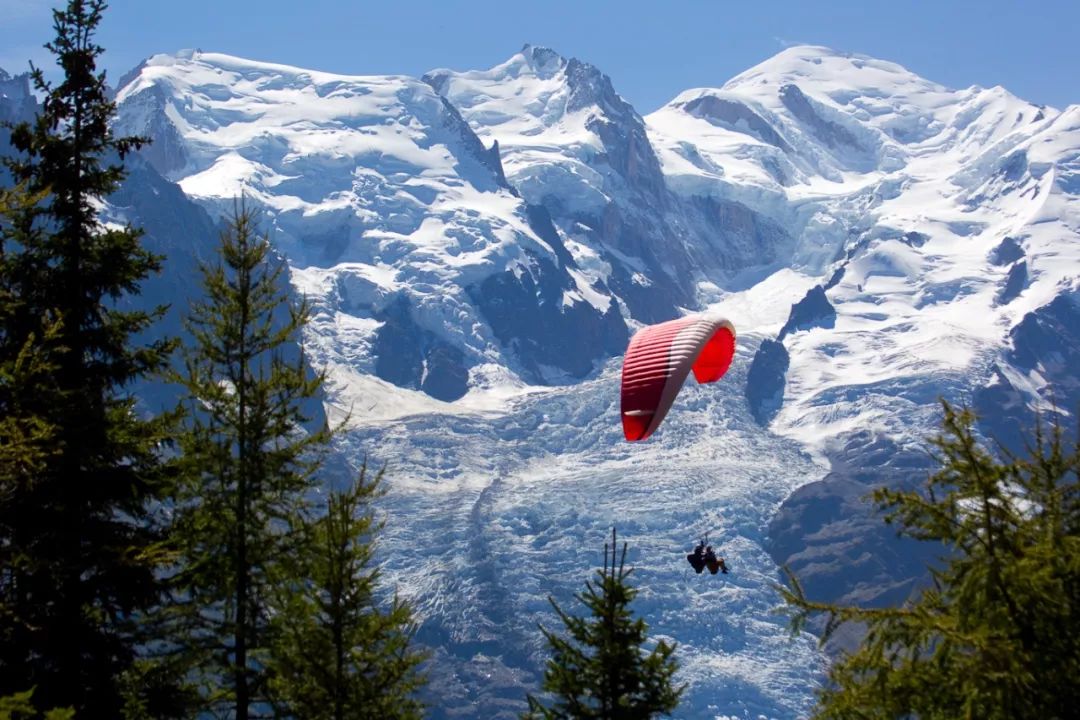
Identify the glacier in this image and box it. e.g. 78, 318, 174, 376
4, 40, 1079, 719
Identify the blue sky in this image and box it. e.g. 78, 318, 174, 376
2, 0, 1077, 112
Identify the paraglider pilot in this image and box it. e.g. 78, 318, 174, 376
704, 545, 729, 575
687, 540, 729, 575
687, 541, 707, 574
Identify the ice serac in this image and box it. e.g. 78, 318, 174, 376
114, 50, 628, 398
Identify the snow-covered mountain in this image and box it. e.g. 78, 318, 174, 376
4, 41, 1078, 718
424, 45, 795, 323
643, 47, 1080, 615
112, 50, 629, 404
415, 45, 1080, 626
649, 45, 1079, 456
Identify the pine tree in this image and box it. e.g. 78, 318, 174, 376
267, 461, 428, 720
524, 529, 683, 720
0, 1, 175, 714
171, 202, 330, 719
780, 401, 1080, 719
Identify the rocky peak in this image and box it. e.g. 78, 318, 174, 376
518, 44, 567, 79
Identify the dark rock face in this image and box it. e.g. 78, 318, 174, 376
587, 112, 668, 201
824, 264, 846, 290
1, 69, 36, 186
766, 472, 940, 650
422, 343, 470, 401
519, 44, 565, 79
766, 432, 942, 652
901, 231, 929, 248
373, 298, 425, 389
113, 84, 190, 178
484, 139, 510, 190
687, 195, 795, 273
746, 339, 789, 425
435, 95, 513, 194
523, 203, 576, 269
586, 204, 690, 324
989, 236, 1025, 266
976, 292, 1080, 452
372, 296, 471, 402
1009, 293, 1080, 376
779, 285, 836, 340
602, 256, 683, 326
996, 260, 1028, 305
972, 366, 1037, 456
681, 95, 791, 152
563, 57, 668, 202
467, 252, 628, 383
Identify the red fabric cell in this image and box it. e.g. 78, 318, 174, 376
620, 315, 736, 442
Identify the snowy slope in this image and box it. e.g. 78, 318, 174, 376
114, 51, 628, 401
373, 45, 1080, 707
424, 45, 666, 218
425, 46, 796, 324
341, 338, 827, 720
647, 46, 1079, 459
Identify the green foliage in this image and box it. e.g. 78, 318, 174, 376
267, 462, 428, 720
170, 202, 331, 718
0, 689, 75, 720
780, 400, 1080, 719
0, 1, 176, 715
524, 529, 683, 720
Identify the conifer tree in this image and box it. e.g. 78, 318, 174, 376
780, 401, 1080, 720
267, 461, 427, 720
0, 1, 175, 714
171, 202, 330, 719
524, 529, 683, 720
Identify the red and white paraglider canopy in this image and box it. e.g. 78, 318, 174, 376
620, 314, 736, 442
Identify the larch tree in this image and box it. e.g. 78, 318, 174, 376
267, 461, 428, 720
170, 202, 330, 719
780, 401, 1080, 720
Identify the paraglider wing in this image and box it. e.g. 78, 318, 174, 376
620, 315, 736, 441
